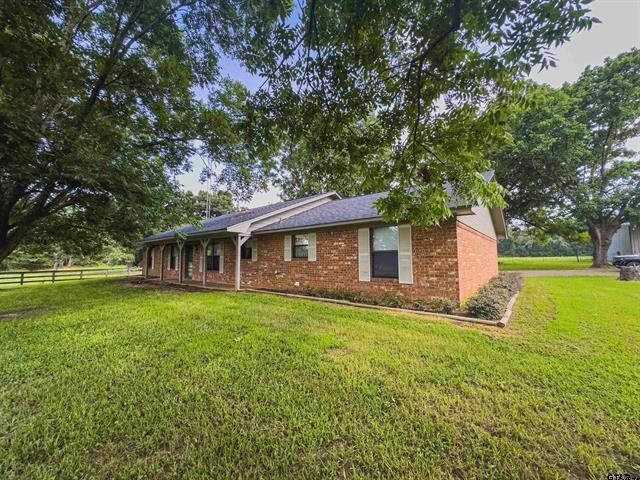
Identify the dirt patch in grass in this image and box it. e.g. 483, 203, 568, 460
123, 278, 163, 289
325, 345, 352, 358
0, 308, 51, 322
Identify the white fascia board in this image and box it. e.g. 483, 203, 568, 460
137, 230, 229, 245
453, 206, 474, 216
255, 206, 477, 235
490, 206, 508, 239
226, 192, 339, 234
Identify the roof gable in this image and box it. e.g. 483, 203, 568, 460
140, 171, 504, 243
140, 192, 338, 243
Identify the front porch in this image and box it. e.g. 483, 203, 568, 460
142, 232, 252, 291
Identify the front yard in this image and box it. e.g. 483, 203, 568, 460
1, 277, 638, 478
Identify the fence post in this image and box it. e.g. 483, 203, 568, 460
20, 272, 24, 285
80, 270, 84, 280
52, 270, 56, 283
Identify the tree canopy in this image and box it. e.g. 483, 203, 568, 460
0, 0, 282, 262
245, 0, 597, 226
494, 49, 640, 266
0, 0, 597, 262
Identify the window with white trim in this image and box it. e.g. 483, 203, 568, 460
240, 243, 252, 259
292, 234, 309, 258
371, 226, 398, 278
147, 247, 154, 269
169, 246, 177, 270
206, 243, 220, 271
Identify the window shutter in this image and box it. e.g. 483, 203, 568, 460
358, 228, 371, 282
308, 233, 317, 261
284, 235, 292, 261
219, 242, 224, 273
398, 224, 413, 284
251, 238, 258, 262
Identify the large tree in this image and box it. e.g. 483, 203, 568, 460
494, 49, 640, 267
245, 0, 597, 226
1, 0, 597, 262
0, 0, 283, 262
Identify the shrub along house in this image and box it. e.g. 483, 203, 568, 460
139, 174, 506, 303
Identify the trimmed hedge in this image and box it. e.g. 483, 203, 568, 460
466, 272, 523, 320
285, 288, 458, 315
619, 266, 640, 281
272, 274, 523, 321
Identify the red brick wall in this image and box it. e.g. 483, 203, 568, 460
162, 246, 179, 280
241, 221, 460, 302
144, 245, 188, 280
148, 218, 498, 303
145, 246, 162, 277
456, 221, 498, 301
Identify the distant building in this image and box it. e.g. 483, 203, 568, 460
608, 223, 640, 259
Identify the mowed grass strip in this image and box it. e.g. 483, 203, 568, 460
499, 256, 594, 270
0, 278, 638, 479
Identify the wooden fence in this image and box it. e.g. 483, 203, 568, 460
0, 267, 142, 286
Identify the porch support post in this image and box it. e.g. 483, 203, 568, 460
143, 246, 149, 280
233, 234, 251, 292
235, 234, 241, 291
159, 244, 166, 283
200, 239, 210, 287
177, 240, 184, 284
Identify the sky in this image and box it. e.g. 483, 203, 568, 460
178, 0, 640, 208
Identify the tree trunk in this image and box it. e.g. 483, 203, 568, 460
588, 222, 617, 268
592, 240, 610, 268
0, 237, 20, 265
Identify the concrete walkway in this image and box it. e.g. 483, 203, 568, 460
515, 268, 619, 277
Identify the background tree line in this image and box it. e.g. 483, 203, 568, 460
0, 190, 234, 270
498, 233, 592, 259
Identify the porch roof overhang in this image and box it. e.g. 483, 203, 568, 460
136, 191, 340, 246
135, 229, 231, 246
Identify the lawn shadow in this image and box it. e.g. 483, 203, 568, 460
0, 308, 52, 323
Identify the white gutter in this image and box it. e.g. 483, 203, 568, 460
254, 207, 472, 235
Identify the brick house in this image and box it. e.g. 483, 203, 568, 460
139, 174, 506, 303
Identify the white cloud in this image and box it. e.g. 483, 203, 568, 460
529, 0, 640, 87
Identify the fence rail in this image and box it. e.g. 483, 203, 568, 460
0, 267, 142, 286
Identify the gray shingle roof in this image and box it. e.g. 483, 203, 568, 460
255, 192, 387, 232
141, 192, 330, 242
255, 172, 497, 233
140, 171, 497, 242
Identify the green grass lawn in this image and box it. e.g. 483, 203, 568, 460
499, 255, 594, 270
1, 278, 638, 479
